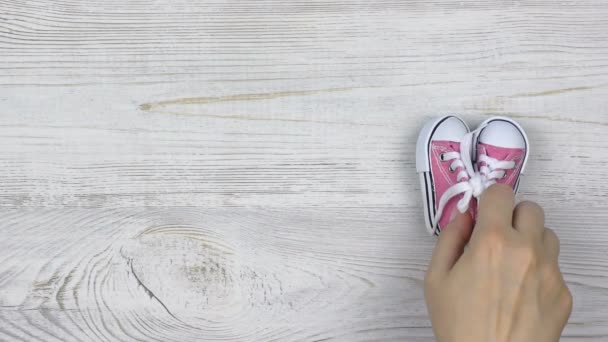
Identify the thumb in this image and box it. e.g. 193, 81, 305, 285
428, 210, 474, 275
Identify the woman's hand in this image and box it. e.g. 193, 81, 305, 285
425, 184, 573, 342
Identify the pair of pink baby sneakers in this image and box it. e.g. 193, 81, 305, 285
416, 116, 529, 236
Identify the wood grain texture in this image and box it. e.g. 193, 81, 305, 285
1, 0, 608, 340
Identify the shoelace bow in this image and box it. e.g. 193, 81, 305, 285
430, 125, 516, 234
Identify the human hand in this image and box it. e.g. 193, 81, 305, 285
424, 184, 572, 342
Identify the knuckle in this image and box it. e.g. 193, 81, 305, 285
480, 228, 507, 249
473, 229, 509, 261
560, 287, 574, 313
424, 270, 437, 289
544, 227, 561, 255
516, 201, 544, 216
514, 201, 545, 228
485, 217, 511, 230
522, 246, 536, 264
545, 227, 560, 245
541, 264, 560, 283
514, 241, 537, 267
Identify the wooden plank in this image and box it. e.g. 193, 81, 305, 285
1, 0, 608, 340
0, 208, 433, 341
0, 208, 607, 341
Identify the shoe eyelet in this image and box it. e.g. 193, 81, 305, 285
448, 165, 455, 173
500, 171, 507, 179
440, 153, 446, 161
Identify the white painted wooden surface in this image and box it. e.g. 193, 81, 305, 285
1, 0, 607, 340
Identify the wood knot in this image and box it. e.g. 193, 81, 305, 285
121, 224, 237, 319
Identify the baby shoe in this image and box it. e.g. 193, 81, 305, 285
472, 117, 529, 193
416, 116, 480, 236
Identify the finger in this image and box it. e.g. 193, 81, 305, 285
475, 183, 515, 232
428, 211, 474, 276
512, 201, 545, 241
543, 227, 560, 262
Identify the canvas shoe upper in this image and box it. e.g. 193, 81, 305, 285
464, 117, 529, 220
475, 119, 528, 191
416, 116, 481, 235
417, 116, 529, 236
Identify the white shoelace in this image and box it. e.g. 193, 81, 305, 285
430, 131, 482, 234
477, 154, 516, 186
430, 124, 516, 234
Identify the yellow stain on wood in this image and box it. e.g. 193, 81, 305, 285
138, 87, 385, 126
139, 88, 353, 112
510, 85, 599, 98
481, 112, 607, 127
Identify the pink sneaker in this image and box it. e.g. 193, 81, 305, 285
416, 116, 478, 236
473, 117, 530, 193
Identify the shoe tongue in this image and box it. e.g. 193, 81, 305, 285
479, 143, 515, 162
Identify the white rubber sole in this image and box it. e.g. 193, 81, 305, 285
416, 115, 470, 235
472, 116, 530, 193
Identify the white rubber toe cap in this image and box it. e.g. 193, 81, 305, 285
479, 120, 526, 149
416, 116, 469, 172
432, 117, 469, 142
